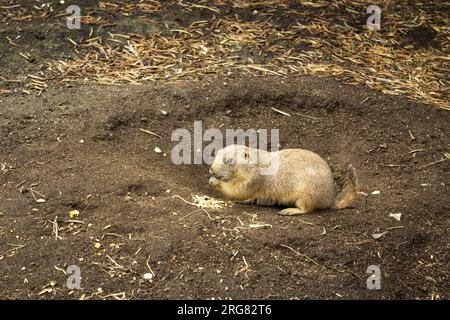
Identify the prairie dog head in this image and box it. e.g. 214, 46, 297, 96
208, 145, 259, 187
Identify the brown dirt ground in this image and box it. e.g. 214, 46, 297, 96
0, 0, 448, 300
0, 76, 449, 300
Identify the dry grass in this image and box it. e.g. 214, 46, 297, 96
1, 0, 449, 109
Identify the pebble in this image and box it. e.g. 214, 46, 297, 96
143, 273, 153, 280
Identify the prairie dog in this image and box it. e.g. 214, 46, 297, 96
208, 144, 357, 215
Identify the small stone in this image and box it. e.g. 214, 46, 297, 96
69, 210, 80, 218
143, 273, 153, 280
389, 213, 402, 221
154, 147, 162, 153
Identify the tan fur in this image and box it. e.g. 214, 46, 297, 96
331, 164, 358, 210
209, 145, 357, 215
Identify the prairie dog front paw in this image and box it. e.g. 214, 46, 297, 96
209, 176, 220, 186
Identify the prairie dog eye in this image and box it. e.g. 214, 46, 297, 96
224, 158, 234, 165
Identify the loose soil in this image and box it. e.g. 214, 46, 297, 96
0, 76, 448, 299
0, 0, 448, 300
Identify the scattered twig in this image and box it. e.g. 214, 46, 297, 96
280, 244, 319, 266
52, 216, 62, 240
270, 107, 291, 117
145, 256, 156, 277
418, 158, 447, 169
295, 113, 320, 120
139, 128, 163, 139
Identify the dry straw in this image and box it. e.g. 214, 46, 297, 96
1, 0, 448, 109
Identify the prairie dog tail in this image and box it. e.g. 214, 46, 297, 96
332, 164, 358, 210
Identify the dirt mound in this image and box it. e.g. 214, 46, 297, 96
0, 76, 448, 299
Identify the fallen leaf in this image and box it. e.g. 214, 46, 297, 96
372, 231, 388, 239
